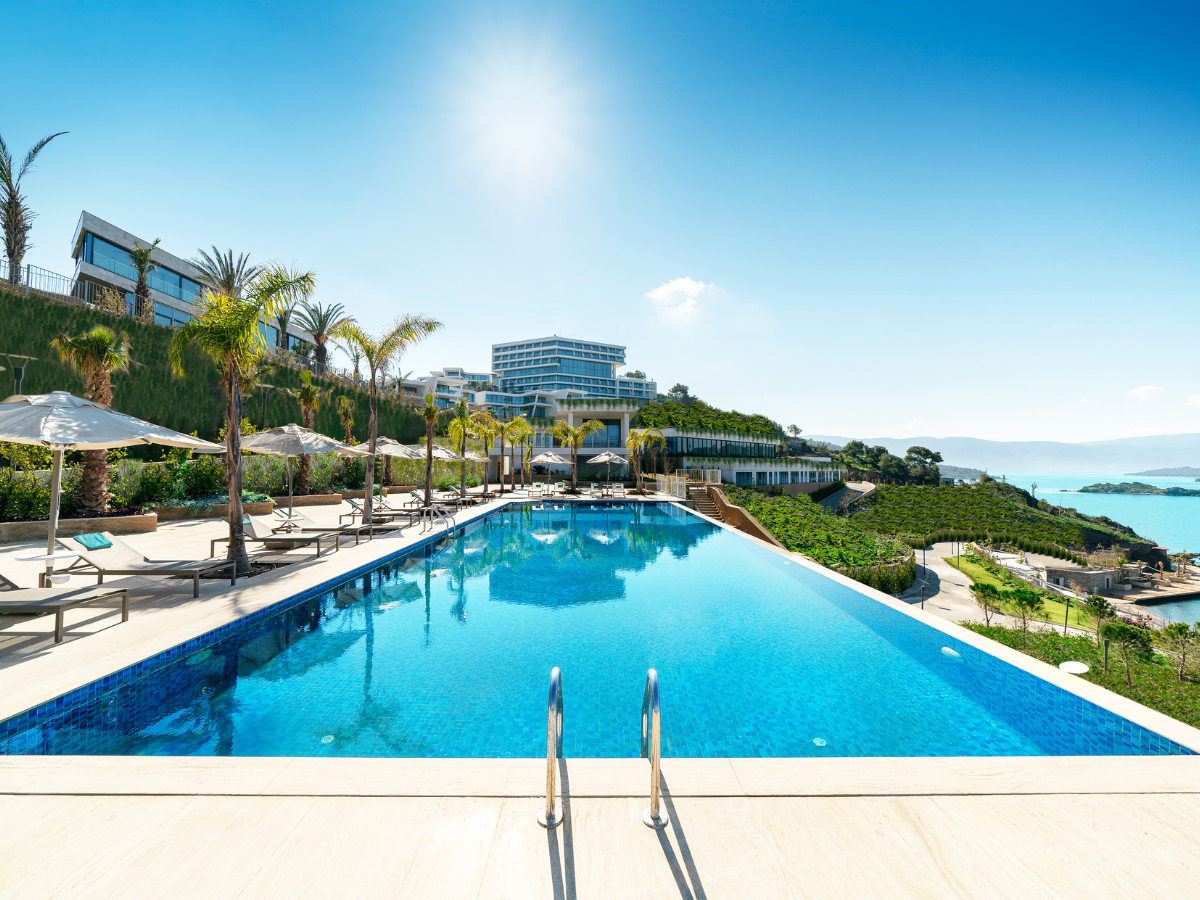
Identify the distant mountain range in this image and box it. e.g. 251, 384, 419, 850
806, 433, 1200, 475
1128, 467, 1200, 477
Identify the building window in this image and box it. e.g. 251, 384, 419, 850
85, 233, 203, 304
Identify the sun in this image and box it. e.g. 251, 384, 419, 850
448, 23, 592, 199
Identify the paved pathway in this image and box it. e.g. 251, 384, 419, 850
899, 542, 986, 624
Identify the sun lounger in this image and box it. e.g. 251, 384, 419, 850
211, 515, 342, 559
0, 578, 130, 643
59, 533, 235, 597
339, 497, 399, 525
287, 508, 402, 541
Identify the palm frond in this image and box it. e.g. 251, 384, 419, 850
15, 132, 67, 186
191, 247, 262, 297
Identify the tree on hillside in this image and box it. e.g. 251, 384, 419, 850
50, 325, 130, 514
666, 383, 694, 405
336, 395, 355, 444
169, 266, 315, 574
904, 446, 943, 486
332, 316, 442, 520
285, 370, 331, 494
128, 239, 161, 322
1008, 589, 1044, 648
970, 582, 1001, 626
192, 247, 261, 298
1, 130, 67, 285
1101, 621, 1152, 688
1082, 595, 1116, 643
787, 424, 802, 438
1159, 622, 1198, 682
297, 301, 354, 374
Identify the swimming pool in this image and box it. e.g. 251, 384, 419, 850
1, 502, 1191, 757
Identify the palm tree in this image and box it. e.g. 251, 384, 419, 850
504, 417, 532, 492
446, 398, 473, 498
625, 426, 664, 493
332, 316, 442, 520
128, 238, 161, 322
297, 301, 354, 374
552, 418, 607, 491
421, 395, 440, 505
470, 410, 500, 495
191, 247, 261, 298
336, 395, 355, 444
285, 370, 331, 494
169, 266, 315, 574
1, 131, 67, 285
50, 326, 131, 514
275, 299, 299, 352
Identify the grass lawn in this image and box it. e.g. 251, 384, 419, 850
961, 624, 1200, 730
946, 555, 1092, 629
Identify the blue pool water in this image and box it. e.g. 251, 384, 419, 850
0, 503, 1191, 757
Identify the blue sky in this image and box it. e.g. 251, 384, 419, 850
4, 1, 1198, 442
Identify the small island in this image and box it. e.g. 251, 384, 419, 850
1080, 481, 1200, 497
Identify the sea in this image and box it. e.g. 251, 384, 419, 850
999, 472, 1200, 623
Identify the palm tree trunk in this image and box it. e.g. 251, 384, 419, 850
78, 370, 113, 515
364, 374, 378, 524
297, 405, 313, 495
459, 435, 467, 498
315, 340, 327, 375
497, 435, 505, 495
225, 358, 250, 575
571, 444, 578, 490
424, 422, 434, 505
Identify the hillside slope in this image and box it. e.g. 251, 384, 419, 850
1, 289, 426, 447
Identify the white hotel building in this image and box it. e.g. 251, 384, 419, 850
414, 335, 843, 490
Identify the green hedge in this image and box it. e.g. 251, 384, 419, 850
854, 483, 1146, 553
0, 289, 427, 449
723, 487, 914, 591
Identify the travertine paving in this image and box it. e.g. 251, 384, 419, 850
2, 756, 1199, 899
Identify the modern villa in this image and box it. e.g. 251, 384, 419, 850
68, 211, 312, 348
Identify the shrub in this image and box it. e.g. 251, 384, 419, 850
0, 470, 51, 522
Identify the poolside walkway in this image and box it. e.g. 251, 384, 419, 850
2, 755, 1199, 898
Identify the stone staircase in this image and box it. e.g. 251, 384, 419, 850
689, 485, 722, 521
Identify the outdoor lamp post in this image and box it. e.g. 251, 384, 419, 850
2, 354, 37, 395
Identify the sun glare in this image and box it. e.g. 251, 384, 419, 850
448, 24, 592, 199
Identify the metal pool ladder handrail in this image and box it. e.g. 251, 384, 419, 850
640, 668, 669, 828
538, 666, 564, 828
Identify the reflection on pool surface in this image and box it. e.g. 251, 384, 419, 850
1, 503, 1192, 757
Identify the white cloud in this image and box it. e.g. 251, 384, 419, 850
906, 419, 924, 431
1126, 386, 1164, 402
645, 276, 708, 321
1186, 394, 1200, 407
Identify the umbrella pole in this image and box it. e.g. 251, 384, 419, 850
45, 449, 64, 586
287, 456, 294, 520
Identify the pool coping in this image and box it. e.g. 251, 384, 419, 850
3, 496, 1200, 758
2, 755, 1199, 798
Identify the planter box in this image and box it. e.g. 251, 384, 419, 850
0, 513, 157, 543
269, 493, 342, 507
152, 501, 275, 522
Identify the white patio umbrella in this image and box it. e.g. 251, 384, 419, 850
355, 437, 424, 460
0, 391, 222, 581
430, 445, 461, 461
242, 424, 366, 520
529, 451, 569, 479
585, 450, 628, 484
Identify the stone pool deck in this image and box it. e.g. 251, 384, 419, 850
2, 755, 1199, 898
3, 495, 1200, 898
